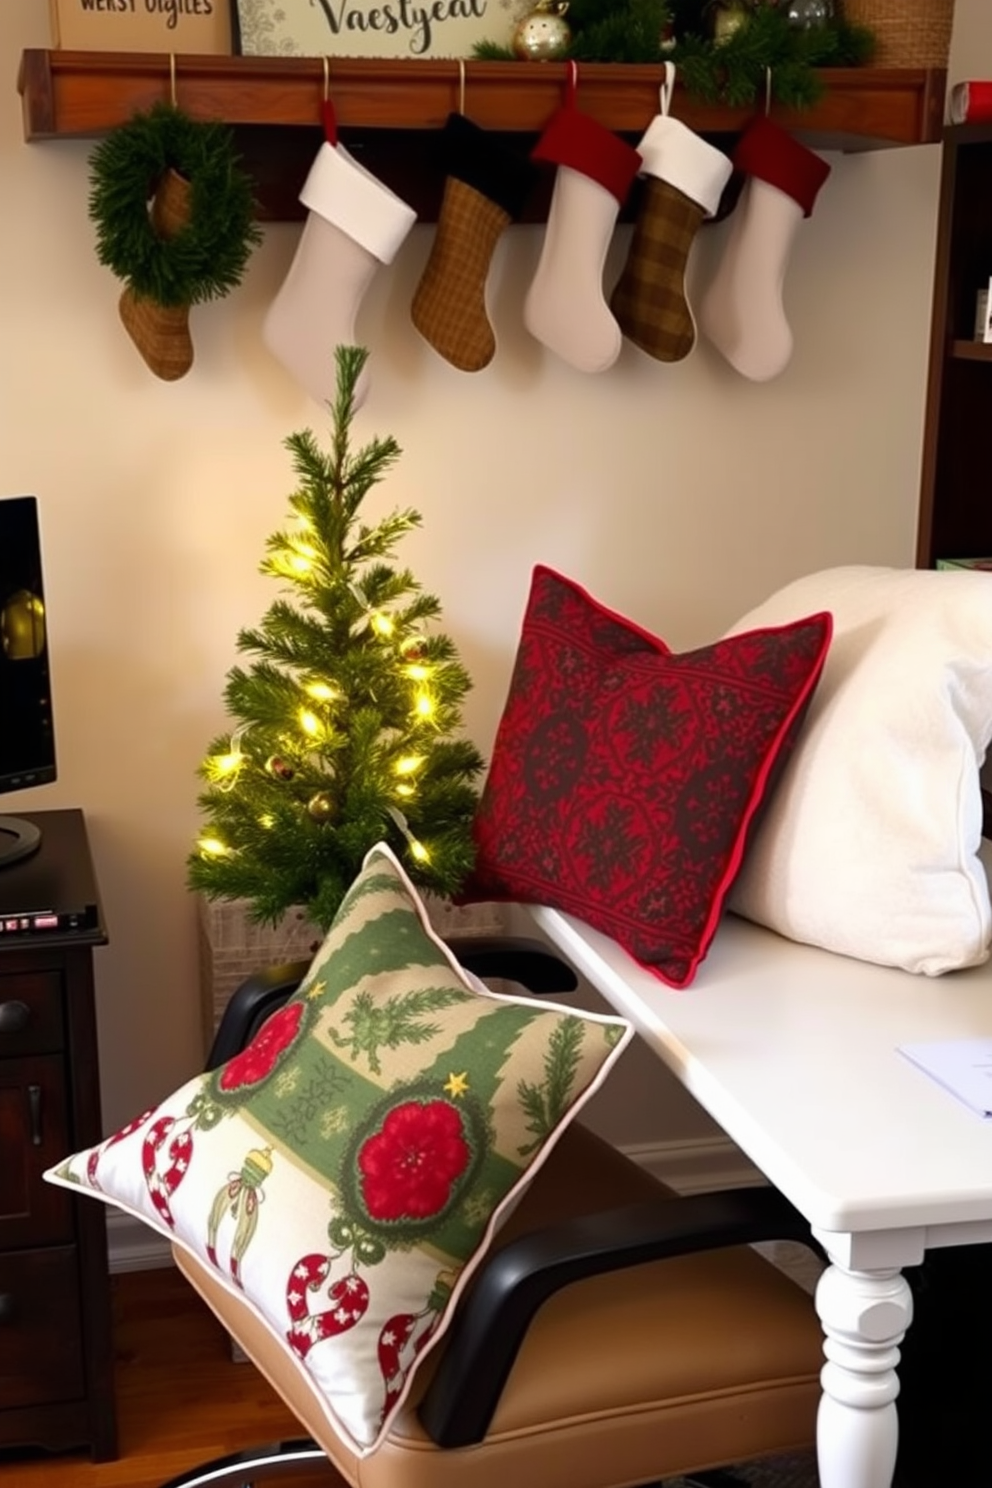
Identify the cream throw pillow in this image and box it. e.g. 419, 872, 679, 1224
724, 566, 992, 974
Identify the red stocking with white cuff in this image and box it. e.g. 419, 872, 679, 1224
264, 133, 416, 411
524, 95, 641, 374
697, 117, 831, 383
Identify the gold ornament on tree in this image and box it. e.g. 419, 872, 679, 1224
512, 0, 571, 60
307, 791, 335, 822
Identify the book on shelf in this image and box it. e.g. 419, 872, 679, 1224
936, 557, 992, 571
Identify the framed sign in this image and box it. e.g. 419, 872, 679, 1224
231, 0, 515, 60
50, 0, 231, 52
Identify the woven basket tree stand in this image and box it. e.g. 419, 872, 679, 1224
119, 167, 195, 381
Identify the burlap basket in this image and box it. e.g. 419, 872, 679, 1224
842, 0, 954, 69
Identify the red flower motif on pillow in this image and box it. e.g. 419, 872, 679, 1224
358, 1100, 470, 1222
463, 566, 831, 989
218, 1002, 305, 1092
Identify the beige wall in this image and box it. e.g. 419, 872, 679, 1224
1, 2, 981, 1145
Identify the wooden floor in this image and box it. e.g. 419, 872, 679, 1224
0, 1266, 345, 1488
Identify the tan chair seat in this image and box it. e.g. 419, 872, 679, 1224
174, 1124, 822, 1488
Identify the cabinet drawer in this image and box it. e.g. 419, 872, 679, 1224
0, 1246, 85, 1409
0, 1053, 74, 1248
0, 971, 63, 1056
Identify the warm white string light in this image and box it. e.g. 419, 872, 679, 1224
305, 680, 338, 703
207, 724, 248, 791
385, 805, 430, 863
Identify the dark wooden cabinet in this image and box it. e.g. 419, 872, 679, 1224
0, 810, 116, 1461
916, 135, 992, 834
918, 124, 992, 568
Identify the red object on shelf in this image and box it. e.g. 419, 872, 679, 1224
950, 82, 992, 124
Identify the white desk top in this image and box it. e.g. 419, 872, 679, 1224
529, 902, 992, 1238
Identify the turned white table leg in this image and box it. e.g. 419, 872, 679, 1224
814, 1263, 913, 1488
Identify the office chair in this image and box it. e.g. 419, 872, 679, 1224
162, 939, 824, 1488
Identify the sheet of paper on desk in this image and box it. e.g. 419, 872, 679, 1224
898, 1039, 992, 1118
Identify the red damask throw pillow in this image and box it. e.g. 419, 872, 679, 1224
465, 567, 832, 988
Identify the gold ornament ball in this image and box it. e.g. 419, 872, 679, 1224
512, 0, 571, 60
712, 2, 751, 42
307, 791, 335, 822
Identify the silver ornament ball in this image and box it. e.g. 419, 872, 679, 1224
786, 0, 833, 26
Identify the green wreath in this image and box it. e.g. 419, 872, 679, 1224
88, 103, 262, 309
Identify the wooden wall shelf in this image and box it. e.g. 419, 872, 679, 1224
952, 339, 992, 361
18, 50, 947, 220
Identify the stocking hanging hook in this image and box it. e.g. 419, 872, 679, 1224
565, 59, 578, 106
458, 59, 466, 115
765, 65, 773, 115
321, 57, 338, 144
660, 59, 675, 116
168, 53, 177, 108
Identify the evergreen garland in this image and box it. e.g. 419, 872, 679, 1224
88, 103, 262, 309
476, 0, 875, 110
672, 4, 874, 108
568, 0, 673, 64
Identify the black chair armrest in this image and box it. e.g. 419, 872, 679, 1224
419, 1184, 821, 1448
443, 936, 579, 995
206, 938, 578, 1071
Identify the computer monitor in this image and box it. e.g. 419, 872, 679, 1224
0, 495, 56, 866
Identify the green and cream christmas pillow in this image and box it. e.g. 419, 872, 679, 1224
45, 843, 631, 1456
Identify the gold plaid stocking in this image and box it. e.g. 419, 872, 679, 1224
411, 113, 535, 373
412, 177, 512, 373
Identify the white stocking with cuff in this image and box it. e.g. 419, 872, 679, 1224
264, 140, 416, 410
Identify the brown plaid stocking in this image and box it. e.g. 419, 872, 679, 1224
610, 116, 731, 364
611, 178, 707, 363
412, 114, 536, 372
413, 178, 512, 372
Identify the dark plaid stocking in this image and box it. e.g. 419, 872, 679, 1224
611, 116, 732, 363
412, 114, 536, 372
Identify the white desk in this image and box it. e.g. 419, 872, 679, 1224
526, 903, 992, 1488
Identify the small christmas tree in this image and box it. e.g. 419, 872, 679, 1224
188, 345, 486, 928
